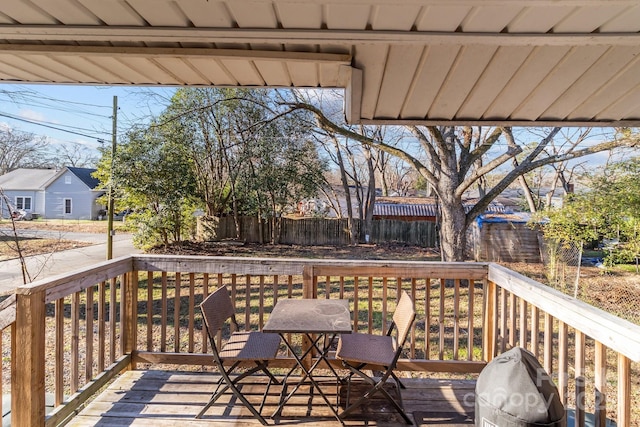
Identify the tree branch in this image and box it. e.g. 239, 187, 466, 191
466, 130, 638, 221
284, 102, 438, 184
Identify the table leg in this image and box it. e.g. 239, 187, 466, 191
272, 333, 345, 425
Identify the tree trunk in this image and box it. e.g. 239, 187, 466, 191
518, 174, 538, 213
333, 137, 357, 245
272, 215, 281, 244
438, 197, 468, 262
431, 127, 467, 262
256, 207, 264, 244
513, 159, 538, 212
363, 148, 376, 243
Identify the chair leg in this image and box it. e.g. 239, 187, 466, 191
391, 370, 407, 389
195, 376, 228, 419
195, 395, 215, 419
196, 364, 273, 426
339, 364, 413, 425
375, 382, 413, 424
222, 370, 272, 426
340, 380, 413, 424
256, 361, 280, 385
259, 372, 276, 414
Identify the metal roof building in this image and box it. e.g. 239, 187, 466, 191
373, 202, 504, 220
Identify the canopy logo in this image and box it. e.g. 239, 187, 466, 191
482, 418, 498, 427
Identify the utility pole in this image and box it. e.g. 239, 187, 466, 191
106, 96, 117, 260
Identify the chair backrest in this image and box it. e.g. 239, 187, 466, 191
200, 285, 236, 340
392, 291, 416, 347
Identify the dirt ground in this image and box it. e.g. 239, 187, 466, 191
150, 240, 442, 261
0, 235, 92, 261
151, 240, 640, 324
2, 218, 123, 233
0, 219, 106, 260
0, 219, 126, 260
3, 218, 640, 323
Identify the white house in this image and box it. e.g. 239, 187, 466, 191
0, 167, 104, 220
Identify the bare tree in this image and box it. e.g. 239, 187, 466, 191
515, 128, 593, 212
50, 141, 98, 168
284, 100, 640, 260
0, 128, 48, 175
0, 188, 32, 283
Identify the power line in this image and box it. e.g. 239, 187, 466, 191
0, 110, 109, 136
0, 111, 110, 140
0, 99, 112, 120
0, 87, 112, 110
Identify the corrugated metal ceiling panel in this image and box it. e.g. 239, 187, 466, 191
0, 0, 639, 126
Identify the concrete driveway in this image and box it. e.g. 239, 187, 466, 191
0, 230, 141, 295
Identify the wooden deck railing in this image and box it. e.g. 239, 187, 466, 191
487, 264, 640, 427
5, 255, 640, 426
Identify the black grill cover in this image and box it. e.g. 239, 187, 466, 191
475, 347, 565, 427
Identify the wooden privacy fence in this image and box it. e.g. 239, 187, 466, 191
5, 255, 640, 426
198, 216, 438, 246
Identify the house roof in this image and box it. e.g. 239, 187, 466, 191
0, 167, 99, 191
0, 168, 58, 191
67, 167, 100, 190
0, 1, 639, 126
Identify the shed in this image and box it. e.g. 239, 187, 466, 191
468, 213, 542, 263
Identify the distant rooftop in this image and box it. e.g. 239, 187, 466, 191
0, 167, 99, 191
374, 199, 505, 218
0, 168, 58, 190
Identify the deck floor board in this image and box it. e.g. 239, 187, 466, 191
66, 370, 476, 426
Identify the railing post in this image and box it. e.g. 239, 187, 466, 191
302, 265, 316, 299
594, 342, 607, 427
618, 354, 631, 427
483, 279, 496, 362
301, 266, 316, 369
122, 272, 138, 370
13, 289, 46, 426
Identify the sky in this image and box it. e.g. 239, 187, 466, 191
0, 83, 631, 173
0, 84, 176, 160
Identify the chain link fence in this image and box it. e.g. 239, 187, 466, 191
539, 235, 640, 324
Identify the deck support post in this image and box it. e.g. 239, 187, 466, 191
13, 289, 46, 427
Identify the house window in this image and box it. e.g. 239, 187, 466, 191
16, 196, 32, 210
64, 198, 72, 215
65, 175, 72, 184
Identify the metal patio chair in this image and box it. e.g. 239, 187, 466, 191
196, 285, 281, 425
336, 290, 416, 424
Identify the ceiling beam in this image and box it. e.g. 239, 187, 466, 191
342, 66, 362, 124
2, 26, 640, 47
0, 44, 352, 64
357, 118, 640, 127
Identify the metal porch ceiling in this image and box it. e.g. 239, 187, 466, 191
1, 0, 639, 126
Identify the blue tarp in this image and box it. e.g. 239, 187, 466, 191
475, 213, 531, 230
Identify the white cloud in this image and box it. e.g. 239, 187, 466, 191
19, 108, 51, 123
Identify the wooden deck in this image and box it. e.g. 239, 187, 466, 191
66, 370, 476, 426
